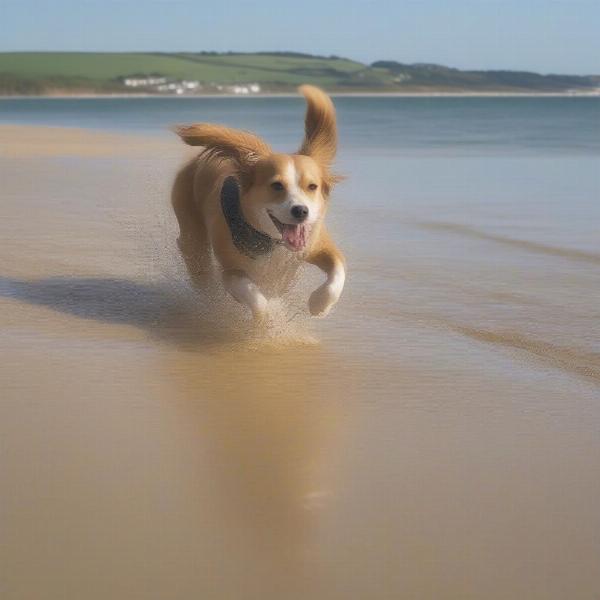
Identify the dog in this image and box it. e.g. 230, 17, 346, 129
171, 85, 345, 319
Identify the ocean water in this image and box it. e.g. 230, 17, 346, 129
1, 97, 600, 599
2, 95, 599, 153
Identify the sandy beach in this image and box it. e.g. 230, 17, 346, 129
1, 123, 599, 599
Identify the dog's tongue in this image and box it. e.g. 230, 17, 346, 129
281, 224, 306, 251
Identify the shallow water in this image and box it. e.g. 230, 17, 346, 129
1, 98, 599, 599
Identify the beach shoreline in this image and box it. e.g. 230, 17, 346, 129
0, 123, 172, 157
1, 90, 600, 100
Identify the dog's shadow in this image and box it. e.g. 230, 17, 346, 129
0, 275, 247, 350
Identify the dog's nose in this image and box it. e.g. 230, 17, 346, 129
291, 205, 309, 221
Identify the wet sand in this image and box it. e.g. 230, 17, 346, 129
1, 125, 599, 599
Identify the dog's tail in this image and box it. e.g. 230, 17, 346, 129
297, 85, 340, 192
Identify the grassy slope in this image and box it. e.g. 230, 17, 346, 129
0, 52, 597, 94
372, 61, 598, 92
0, 52, 369, 90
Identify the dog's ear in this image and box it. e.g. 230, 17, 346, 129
173, 124, 271, 176
297, 85, 340, 193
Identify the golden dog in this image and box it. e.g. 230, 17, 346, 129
172, 85, 345, 319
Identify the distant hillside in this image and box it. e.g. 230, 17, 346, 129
371, 61, 600, 93
0, 52, 598, 95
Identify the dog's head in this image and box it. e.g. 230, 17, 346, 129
175, 85, 339, 252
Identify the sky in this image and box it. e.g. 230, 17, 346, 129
1, 0, 599, 74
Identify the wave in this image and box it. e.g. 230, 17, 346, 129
443, 322, 600, 383
419, 222, 600, 265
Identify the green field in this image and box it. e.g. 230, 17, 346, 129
0, 52, 380, 93
0, 52, 597, 95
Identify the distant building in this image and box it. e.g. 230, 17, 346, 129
123, 77, 166, 87
122, 76, 261, 95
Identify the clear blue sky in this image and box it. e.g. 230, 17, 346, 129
2, 0, 599, 74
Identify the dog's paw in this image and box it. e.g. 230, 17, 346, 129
308, 283, 338, 317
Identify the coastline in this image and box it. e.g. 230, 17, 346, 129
1, 90, 599, 100
0, 123, 171, 157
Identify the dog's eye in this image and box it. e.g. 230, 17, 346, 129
271, 181, 285, 191
308, 183, 318, 191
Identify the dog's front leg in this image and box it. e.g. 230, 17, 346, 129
306, 237, 346, 317
222, 269, 268, 320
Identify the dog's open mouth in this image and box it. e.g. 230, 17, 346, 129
268, 212, 308, 251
